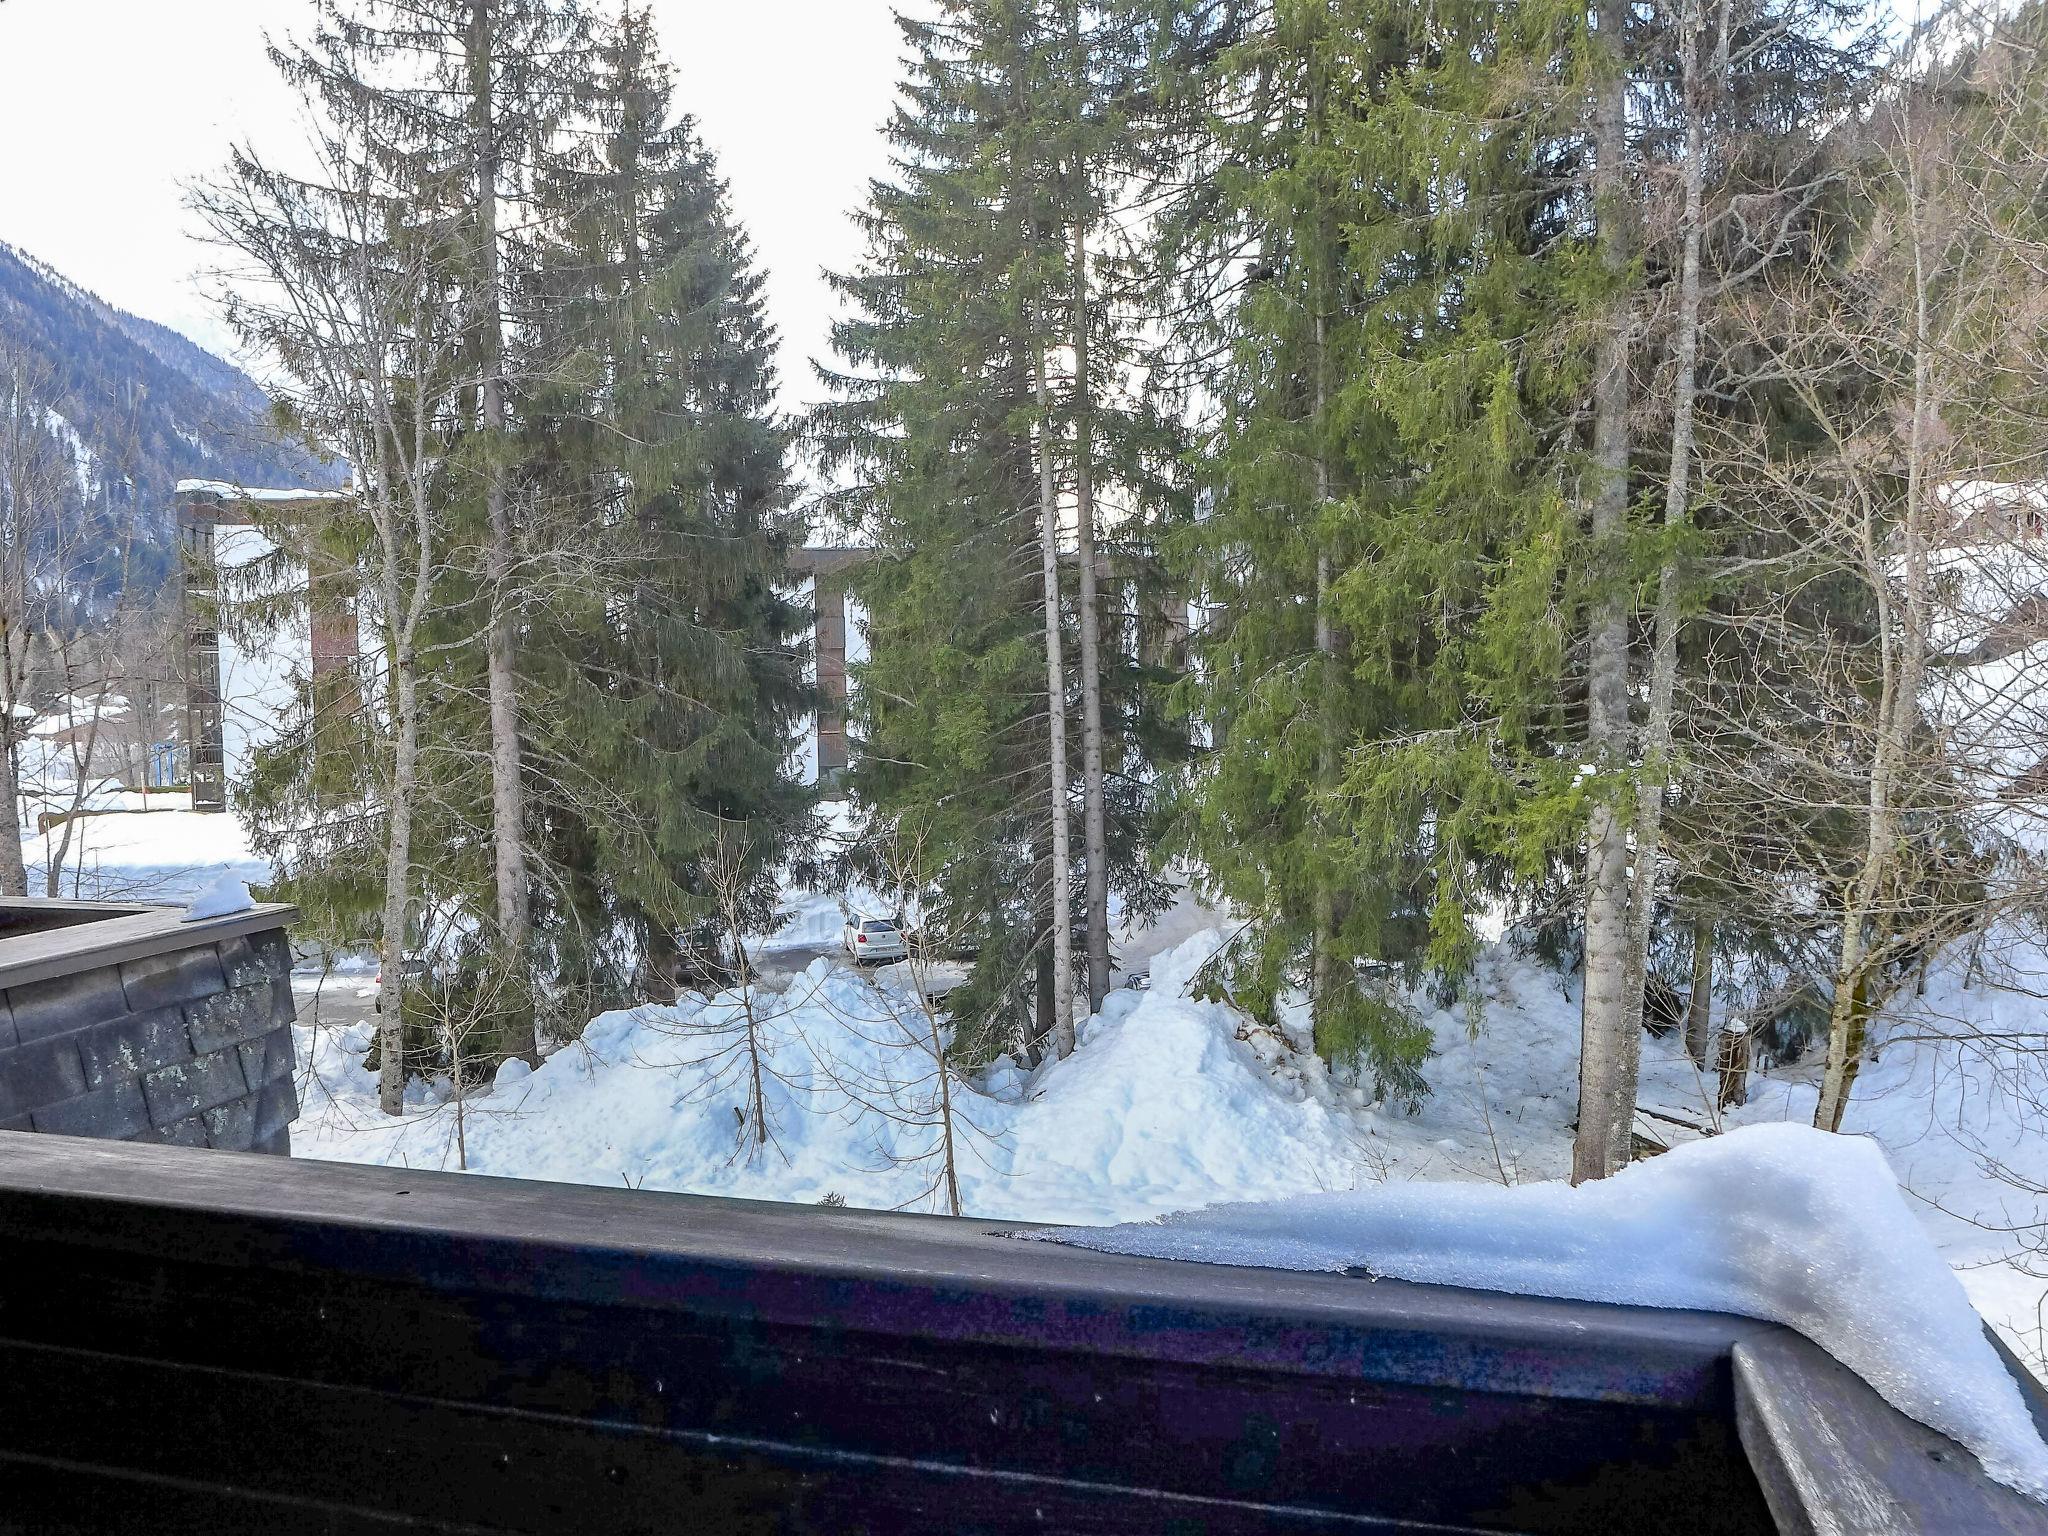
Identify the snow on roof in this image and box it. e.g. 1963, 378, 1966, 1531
175, 479, 350, 502
1036, 1122, 2048, 1502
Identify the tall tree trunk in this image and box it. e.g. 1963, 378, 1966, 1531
1032, 909, 1054, 1058
469, 0, 536, 1063
0, 728, 25, 899
378, 633, 422, 1117
1817, 115, 1935, 1134
1305, 37, 1344, 1056
1573, 0, 1639, 1184
1625, 0, 1716, 1034
1684, 912, 1714, 1067
1034, 343, 1076, 1058
1071, 221, 1110, 1014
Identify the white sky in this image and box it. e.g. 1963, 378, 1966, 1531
0, 1, 909, 415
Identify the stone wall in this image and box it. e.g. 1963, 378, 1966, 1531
0, 925, 298, 1154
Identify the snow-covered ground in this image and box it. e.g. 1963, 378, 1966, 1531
19, 790, 267, 905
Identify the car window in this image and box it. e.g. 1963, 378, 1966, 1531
860, 920, 898, 934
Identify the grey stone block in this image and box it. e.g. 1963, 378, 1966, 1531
237, 1027, 293, 1091
140, 1048, 246, 1128
138, 1116, 210, 1148
260, 1024, 295, 1082
0, 1112, 29, 1133
202, 1095, 257, 1152
252, 1124, 291, 1156
184, 982, 278, 1055
7, 966, 127, 1045
32, 1078, 151, 1140
217, 932, 290, 989
78, 1008, 193, 1090
121, 946, 229, 1015
0, 992, 15, 1051
272, 973, 299, 1026
251, 928, 294, 975
253, 1074, 299, 1141
0, 1038, 87, 1118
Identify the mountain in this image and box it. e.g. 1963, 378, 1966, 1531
0, 240, 341, 590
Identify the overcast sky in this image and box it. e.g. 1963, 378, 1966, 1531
0, 1, 909, 413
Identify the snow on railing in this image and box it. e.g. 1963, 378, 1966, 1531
1037, 1122, 2048, 1502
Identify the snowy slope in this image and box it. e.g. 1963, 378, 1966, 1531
16, 784, 267, 905
291, 933, 1378, 1222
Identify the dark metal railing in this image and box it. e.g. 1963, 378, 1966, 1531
0, 1131, 2039, 1534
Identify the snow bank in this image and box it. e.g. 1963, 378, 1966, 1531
1724, 933, 2048, 1372
293, 931, 1381, 1224
752, 890, 846, 952
1036, 1123, 2048, 1501
986, 930, 1371, 1223
292, 913, 2048, 1360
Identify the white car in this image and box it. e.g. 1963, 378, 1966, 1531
842, 917, 908, 965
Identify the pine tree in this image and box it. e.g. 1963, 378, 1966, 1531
519, 7, 813, 1009
815, 1, 1081, 1060
1166, 0, 1455, 1108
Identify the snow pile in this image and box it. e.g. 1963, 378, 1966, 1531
1036, 1123, 2048, 1501
753, 889, 848, 952
292, 930, 1380, 1224
292, 917, 2048, 1381
182, 869, 256, 921
987, 931, 1372, 1223
1725, 935, 2048, 1372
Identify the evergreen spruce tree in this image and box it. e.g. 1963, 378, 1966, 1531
815, 1, 1078, 1059
1168, 0, 1878, 1140
520, 7, 813, 1009
1166, 0, 1456, 1108
218, 1, 809, 1097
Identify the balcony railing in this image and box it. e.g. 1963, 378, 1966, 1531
1, 1130, 2041, 1533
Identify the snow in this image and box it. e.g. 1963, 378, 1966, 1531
43, 407, 96, 501
292, 931, 1380, 1221
1725, 934, 2048, 1374
754, 888, 847, 952
1035, 1123, 2048, 1501
285, 917, 2048, 1492
19, 794, 267, 905
182, 870, 255, 921
291, 919, 2048, 1360
175, 478, 348, 502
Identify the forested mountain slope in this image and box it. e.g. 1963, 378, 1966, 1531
0, 240, 337, 588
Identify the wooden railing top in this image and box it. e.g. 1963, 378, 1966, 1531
0, 899, 298, 990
